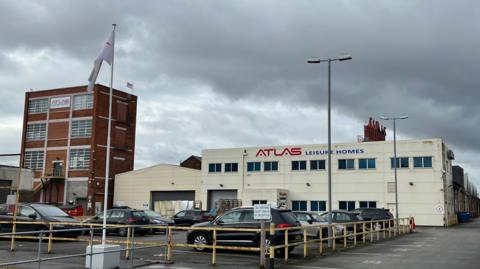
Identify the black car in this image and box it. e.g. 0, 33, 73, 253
173, 210, 212, 226
0, 203, 81, 237
84, 208, 149, 236
143, 210, 174, 234
187, 207, 302, 254
320, 210, 364, 240
353, 208, 393, 229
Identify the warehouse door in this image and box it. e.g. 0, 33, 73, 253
207, 190, 238, 210
151, 191, 195, 217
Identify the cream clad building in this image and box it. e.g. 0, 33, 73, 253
114, 138, 464, 226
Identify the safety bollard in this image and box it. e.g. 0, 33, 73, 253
212, 229, 217, 265
383, 220, 386, 240
130, 227, 135, 269
354, 224, 357, 246
284, 229, 289, 262
125, 227, 131, 259
167, 227, 173, 262
268, 223, 275, 269
343, 226, 347, 249
48, 223, 53, 254
319, 227, 323, 254
362, 223, 366, 244
376, 221, 380, 241
332, 225, 336, 251
370, 222, 373, 243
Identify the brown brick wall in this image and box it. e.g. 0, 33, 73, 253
48, 122, 69, 140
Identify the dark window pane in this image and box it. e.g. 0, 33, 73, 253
272, 162, 278, 171
413, 157, 422, 168
299, 201, 307, 211
359, 159, 367, 169
347, 201, 355, 211
254, 162, 261, 171
264, 162, 271, 171
247, 162, 254, 172
311, 201, 318, 211
369, 201, 377, 208
423, 157, 432, 168
359, 201, 368, 208
292, 161, 299, 170
319, 201, 326, 211
232, 163, 238, 172
209, 163, 215, 172
339, 160, 346, 169
300, 161, 306, 170
339, 201, 347, 210
368, 158, 376, 169
347, 159, 354, 169
319, 160, 325, 170
310, 160, 318, 170
401, 158, 409, 168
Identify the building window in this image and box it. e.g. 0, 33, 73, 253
224, 163, 238, 172
73, 94, 93, 110
208, 163, 222, 173
310, 160, 326, 170
28, 99, 48, 114
310, 201, 326, 211
292, 200, 307, 211
339, 201, 356, 211
71, 119, 92, 138
247, 162, 261, 172
26, 123, 46, 141
391, 157, 409, 168
359, 158, 376, 169
69, 149, 90, 170
264, 161, 278, 171
292, 160, 307, 171
359, 201, 377, 208
23, 151, 44, 170
338, 159, 355, 170
413, 157, 432, 168
252, 200, 267, 205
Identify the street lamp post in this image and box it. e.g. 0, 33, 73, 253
308, 54, 352, 246
380, 115, 408, 235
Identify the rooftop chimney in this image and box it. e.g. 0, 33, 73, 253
363, 117, 386, 142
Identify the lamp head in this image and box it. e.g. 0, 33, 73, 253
307, 57, 321, 64
338, 54, 352, 61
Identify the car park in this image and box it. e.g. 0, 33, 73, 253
320, 210, 364, 240
187, 206, 303, 254
143, 210, 174, 234
0, 203, 81, 237
84, 208, 149, 236
173, 210, 213, 226
353, 208, 393, 230
293, 211, 328, 238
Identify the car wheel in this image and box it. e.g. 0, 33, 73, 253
191, 233, 210, 252
118, 228, 127, 237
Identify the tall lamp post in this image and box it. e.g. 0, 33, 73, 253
380, 115, 408, 235
308, 54, 352, 246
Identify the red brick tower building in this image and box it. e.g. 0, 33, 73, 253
19, 84, 137, 215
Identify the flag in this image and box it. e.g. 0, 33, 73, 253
126, 81, 134, 90
87, 30, 115, 92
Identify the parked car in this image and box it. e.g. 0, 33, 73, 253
173, 210, 213, 226
293, 211, 327, 238
187, 206, 303, 254
59, 203, 84, 217
84, 208, 149, 236
320, 210, 364, 240
143, 210, 174, 234
0, 203, 81, 237
353, 208, 393, 230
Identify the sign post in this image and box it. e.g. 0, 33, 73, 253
254, 204, 271, 268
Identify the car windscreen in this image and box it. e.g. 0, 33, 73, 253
131, 211, 147, 218
32, 205, 70, 217
144, 210, 162, 217
279, 211, 298, 224
313, 214, 327, 222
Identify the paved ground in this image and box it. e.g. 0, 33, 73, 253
0, 219, 479, 269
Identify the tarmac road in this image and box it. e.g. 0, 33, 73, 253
0, 218, 479, 269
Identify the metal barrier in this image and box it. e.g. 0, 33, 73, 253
0, 217, 414, 268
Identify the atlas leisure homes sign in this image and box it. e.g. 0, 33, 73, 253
255, 147, 365, 157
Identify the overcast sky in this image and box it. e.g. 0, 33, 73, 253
0, 0, 479, 188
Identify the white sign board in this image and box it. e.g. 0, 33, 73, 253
50, 96, 71, 109
254, 204, 271, 220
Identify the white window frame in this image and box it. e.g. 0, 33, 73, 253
23, 151, 44, 170
26, 123, 46, 141
71, 119, 92, 138
69, 148, 90, 170
73, 94, 93, 110
28, 99, 49, 114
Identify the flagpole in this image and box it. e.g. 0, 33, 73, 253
102, 23, 116, 245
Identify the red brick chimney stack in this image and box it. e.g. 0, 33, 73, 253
363, 117, 387, 142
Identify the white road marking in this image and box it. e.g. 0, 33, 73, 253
362, 260, 383, 264
393, 244, 423, 248
339, 252, 401, 257
145, 265, 196, 269
392, 248, 409, 252
283, 265, 345, 269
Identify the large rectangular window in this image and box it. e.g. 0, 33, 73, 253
310, 201, 326, 212
23, 151, 44, 170
264, 161, 278, 171
292, 160, 307, 171
247, 162, 261, 172
71, 119, 92, 138
224, 163, 238, 172
391, 157, 409, 168
208, 163, 222, 173
413, 157, 432, 168
26, 123, 46, 141
292, 200, 307, 211
28, 99, 48, 114
69, 149, 90, 169
338, 159, 355, 170
359, 158, 376, 169
339, 201, 356, 211
310, 160, 326, 170
359, 201, 377, 208
73, 94, 93, 110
